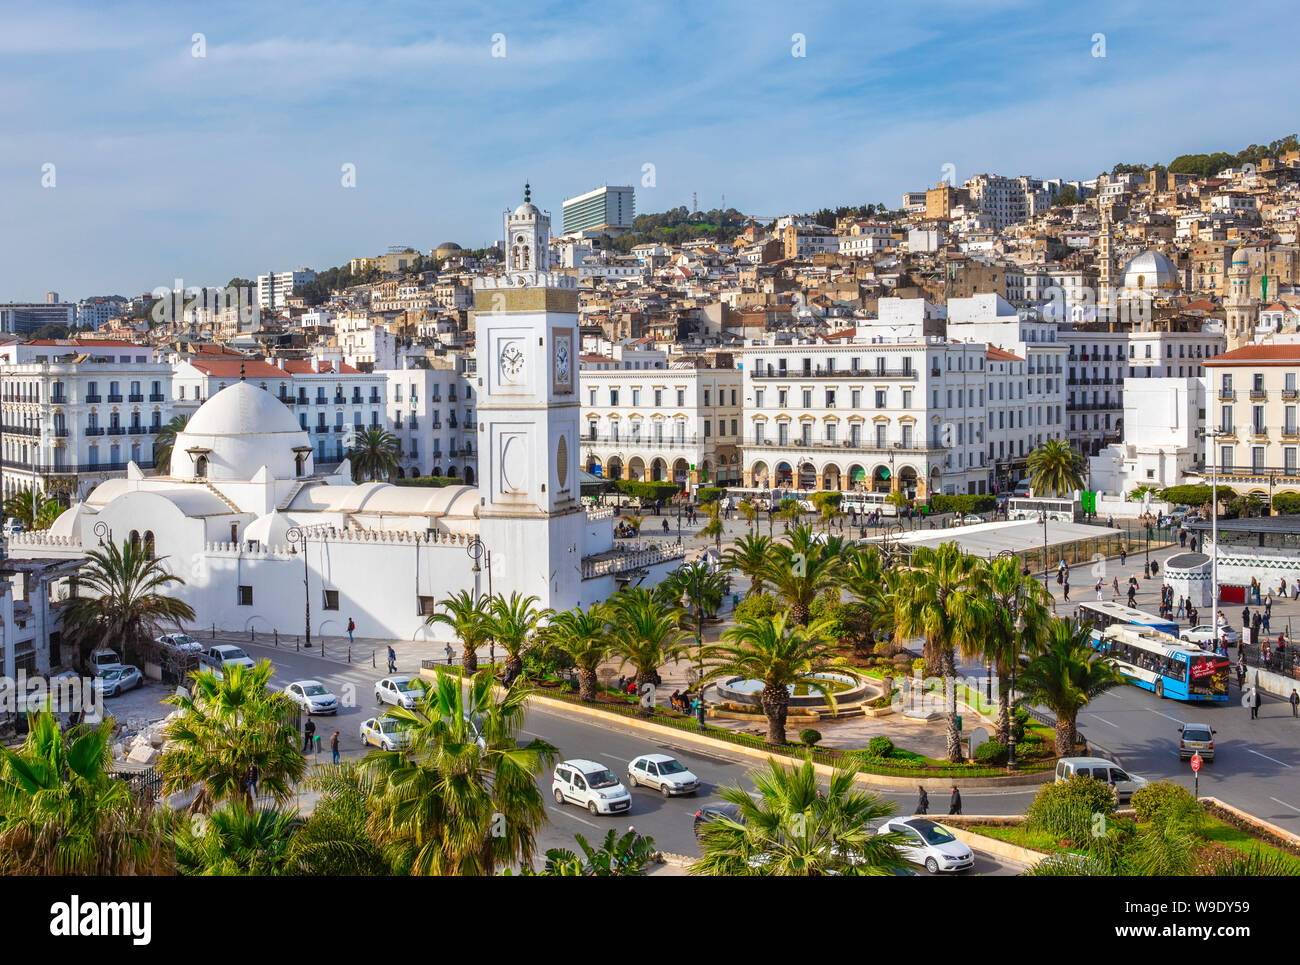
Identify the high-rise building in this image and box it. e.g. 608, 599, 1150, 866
0, 303, 76, 336
561, 185, 635, 235
256, 269, 316, 311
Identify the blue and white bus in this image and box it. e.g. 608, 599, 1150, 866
1091, 624, 1230, 703
1076, 601, 1179, 639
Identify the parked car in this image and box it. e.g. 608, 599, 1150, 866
876, 817, 974, 874
360, 715, 413, 752
97, 665, 143, 698
156, 632, 203, 653
693, 802, 744, 839
284, 679, 339, 715
375, 675, 425, 709
199, 644, 256, 674
88, 649, 123, 674
1181, 624, 1239, 647
627, 753, 700, 796
1054, 757, 1148, 800
3, 517, 24, 538
1178, 723, 1216, 762
958, 514, 985, 526
552, 759, 632, 815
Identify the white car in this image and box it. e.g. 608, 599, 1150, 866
627, 753, 700, 797
1181, 624, 1239, 648
199, 644, 256, 673
3, 517, 23, 538
375, 675, 424, 709
876, 817, 974, 874
88, 649, 123, 674
97, 665, 143, 698
958, 514, 985, 526
552, 759, 632, 815
284, 679, 339, 715
156, 632, 203, 653
360, 715, 413, 752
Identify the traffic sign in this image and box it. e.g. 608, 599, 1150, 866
1190, 753, 1203, 772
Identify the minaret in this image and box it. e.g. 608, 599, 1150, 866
1224, 247, 1257, 349
1096, 208, 1115, 324
474, 186, 583, 611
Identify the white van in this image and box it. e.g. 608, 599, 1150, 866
552, 759, 632, 816
1055, 757, 1148, 801
88, 649, 123, 674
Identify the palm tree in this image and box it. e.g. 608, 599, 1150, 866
663, 560, 727, 662
173, 802, 302, 875
737, 497, 758, 536
608, 587, 691, 701
59, 539, 196, 670
534, 828, 658, 876
2, 486, 62, 531
1016, 619, 1126, 755
486, 591, 544, 684
426, 589, 493, 674
0, 712, 173, 875
967, 555, 1052, 745
543, 604, 611, 702
697, 499, 724, 552
152, 413, 190, 470
364, 669, 557, 875
703, 611, 850, 744
157, 662, 306, 812
691, 758, 910, 876
722, 533, 774, 597
892, 542, 983, 762
288, 762, 392, 875
1026, 439, 1085, 497
762, 524, 844, 625
346, 425, 401, 482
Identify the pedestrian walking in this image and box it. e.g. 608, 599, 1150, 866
347, 617, 355, 645
1242, 606, 1251, 628
1236, 662, 1246, 689
948, 786, 962, 816
1176, 597, 1186, 619
916, 786, 929, 815
1250, 688, 1260, 720
303, 717, 316, 752
445, 643, 454, 665
247, 762, 259, 800
1119, 548, 1127, 567
1096, 578, 1105, 601
331, 730, 340, 765
1290, 689, 1299, 718
387, 645, 396, 674
1179, 530, 1187, 548
1143, 560, 1151, 579
1111, 576, 1120, 600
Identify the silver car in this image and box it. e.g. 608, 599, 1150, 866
98, 665, 143, 698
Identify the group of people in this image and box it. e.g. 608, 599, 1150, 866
915, 785, 962, 816
300, 717, 343, 765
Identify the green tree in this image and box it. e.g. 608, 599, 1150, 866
426, 589, 493, 675
662, 560, 727, 664
346, 425, 401, 482
152, 414, 190, 470
288, 762, 393, 875
2, 486, 62, 531
157, 662, 306, 812
697, 499, 724, 552
530, 828, 658, 876
486, 591, 544, 683
722, 533, 773, 597
702, 611, 850, 744
1053, 185, 1081, 206
0, 712, 173, 875
364, 669, 557, 875
542, 603, 611, 702
762, 524, 845, 625
1017, 619, 1126, 755
1026, 439, 1085, 497
60, 539, 196, 669
892, 542, 983, 762
608, 587, 691, 701
737, 497, 759, 535
173, 802, 302, 875
840, 544, 894, 652
691, 758, 910, 876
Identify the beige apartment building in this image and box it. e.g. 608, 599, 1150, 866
1203, 345, 1300, 502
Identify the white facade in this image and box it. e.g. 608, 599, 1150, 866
257, 269, 316, 311
381, 358, 477, 482
1088, 378, 1207, 496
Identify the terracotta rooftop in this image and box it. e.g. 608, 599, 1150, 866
1204, 345, 1300, 365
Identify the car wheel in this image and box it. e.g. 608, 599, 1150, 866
554, 788, 565, 805
661, 783, 672, 798
375, 693, 382, 706
1155, 680, 1165, 699
588, 801, 599, 815
628, 774, 637, 788
925, 857, 939, 874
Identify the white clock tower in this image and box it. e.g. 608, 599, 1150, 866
475, 185, 584, 611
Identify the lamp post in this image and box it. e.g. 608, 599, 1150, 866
92, 520, 112, 547
1010, 605, 1024, 771
466, 535, 484, 668
286, 526, 311, 648
1039, 510, 1049, 590
1199, 426, 1231, 632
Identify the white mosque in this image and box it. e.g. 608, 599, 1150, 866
11, 189, 684, 641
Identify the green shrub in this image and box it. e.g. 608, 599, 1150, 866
974, 740, 1008, 765
696, 487, 725, 504
930, 493, 996, 515
615, 480, 681, 503
866, 736, 894, 758
910, 658, 926, 677
1011, 704, 1030, 744
1130, 781, 1202, 827
1271, 492, 1300, 516
799, 728, 822, 748
1159, 484, 1214, 507
393, 475, 460, 488
1026, 775, 1116, 842
734, 593, 782, 624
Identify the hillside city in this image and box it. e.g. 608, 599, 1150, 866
3, 139, 1300, 895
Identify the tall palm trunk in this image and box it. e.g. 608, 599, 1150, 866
790, 603, 810, 626
1054, 716, 1075, 756
462, 640, 479, 675
634, 671, 653, 714
942, 647, 963, 762
760, 682, 790, 745
504, 651, 523, 681
995, 674, 1010, 745
577, 667, 597, 702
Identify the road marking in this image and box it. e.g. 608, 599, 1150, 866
551, 808, 599, 828
599, 752, 627, 763
1145, 708, 1184, 725
1089, 715, 1120, 728
1246, 748, 1291, 768
1269, 796, 1300, 812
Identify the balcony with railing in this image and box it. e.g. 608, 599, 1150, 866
106, 426, 125, 436
149, 393, 165, 402
1250, 389, 1268, 401
128, 393, 144, 402
107, 393, 123, 403
85, 394, 102, 403
1, 424, 39, 437
750, 364, 917, 380
1218, 389, 1235, 401
742, 436, 947, 455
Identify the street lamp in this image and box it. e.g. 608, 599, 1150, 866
285, 526, 311, 648
1038, 510, 1049, 590
93, 520, 112, 547
1010, 605, 1024, 771
466, 534, 489, 669
1198, 426, 1232, 628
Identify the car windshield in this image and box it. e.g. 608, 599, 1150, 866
586, 768, 619, 789
1183, 729, 1211, 742
103, 670, 121, 681
379, 719, 411, 734
173, 635, 196, 645
303, 684, 329, 696
911, 822, 956, 845
657, 759, 688, 775
222, 648, 248, 660
397, 679, 421, 692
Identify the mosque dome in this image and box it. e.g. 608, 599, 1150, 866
1230, 247, 1251, 268
513, 202, 539, 218
170, 381, 313, 481
1120, 249, 1179, 291
434, 242, 462, 257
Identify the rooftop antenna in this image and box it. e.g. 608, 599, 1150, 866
239, 361, 246, 381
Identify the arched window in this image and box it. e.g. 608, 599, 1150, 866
143, 531, 155, 560
195, 454, 208, 478
129, 530, 141, 551
295, 453, 307, 477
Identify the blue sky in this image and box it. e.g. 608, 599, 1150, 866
2, 0, 1296, 301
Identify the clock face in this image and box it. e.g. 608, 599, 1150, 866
500, 342, 525, 381
554, 337, 571, 386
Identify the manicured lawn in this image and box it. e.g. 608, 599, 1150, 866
1200, 816, 1300, 872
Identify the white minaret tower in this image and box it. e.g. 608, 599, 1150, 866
474, 185, 584, 611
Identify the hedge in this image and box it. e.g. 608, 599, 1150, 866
696, 487, 726, 503
1272, 492, 1300, 515
393, 475, 460, 488
615, 480, 681, 502
929, 493, 996, 514
1159, 484, 1214, 507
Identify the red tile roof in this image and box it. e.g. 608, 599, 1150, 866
1204, 345, 1300, 365
187, 358, 364, 378
986, 346, 1024, 362
25, 338, 143, 349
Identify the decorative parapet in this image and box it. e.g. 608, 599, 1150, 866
585, 507, 615, 522
6, 531, 82, 549
581, 542, 685, 580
